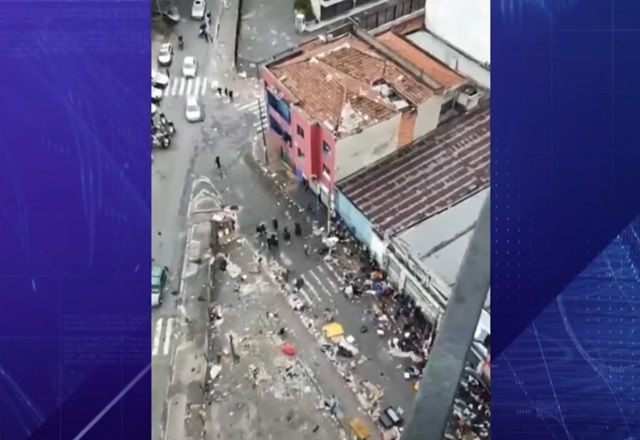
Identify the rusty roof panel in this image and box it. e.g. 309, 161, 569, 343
337, 102, 490, 237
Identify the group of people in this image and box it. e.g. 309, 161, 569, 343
216, 87, 234, 102
256, 218, 304, 250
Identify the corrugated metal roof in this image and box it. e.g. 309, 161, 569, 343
337, 101, 490, 237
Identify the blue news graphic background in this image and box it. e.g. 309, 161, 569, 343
493, 0, 640, 438
0, 1, 150, 439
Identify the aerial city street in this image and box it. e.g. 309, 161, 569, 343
151, 0, 490, 438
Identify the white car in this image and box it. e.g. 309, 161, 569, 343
157, 43, 173, 66
185, 96, 203, 122
152, 70, 170, 89
191, 0, 205, 20
152, 86, 163, 102
182, 56, 197, 78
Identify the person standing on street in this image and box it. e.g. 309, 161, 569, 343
272, 217, 278, 231
215, 155, 221, 169
303, 244, 309, 256
229, 90, 234, 102
206, 11, 212, 24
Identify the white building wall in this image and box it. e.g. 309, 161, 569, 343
334, 113, 401, 181
424, 0, 490, 66
370, 232, 387, 266
386, 248, 491, 340
413, 96, 442, 139
407, 31, 490, 89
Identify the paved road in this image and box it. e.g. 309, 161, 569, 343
151, 5, 222, 438
152, 1, 417, 437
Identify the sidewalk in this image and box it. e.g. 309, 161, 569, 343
215, 0, 241, 71
164, 189, 218, 440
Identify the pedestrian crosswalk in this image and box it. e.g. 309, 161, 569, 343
236, 99, 268, 134
297, 262, 343, 308
152, 317, 175, 357
163, 77, 210, 97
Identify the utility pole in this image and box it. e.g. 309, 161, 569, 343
255, 64, 269, 164
403, 195, 490, 440
326, 189, 332, 233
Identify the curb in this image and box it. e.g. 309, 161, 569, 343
233, 0, 243, 71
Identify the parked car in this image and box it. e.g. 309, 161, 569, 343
182, 56, 197, 78
157, 43, 173, 66
185, 95, 203, 122
152, 70, 170, 89
151, 265, 168, 307
152, 86, 163, 103
191, 0, 205, 20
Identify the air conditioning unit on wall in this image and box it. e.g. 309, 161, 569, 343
456, 85, 482, 111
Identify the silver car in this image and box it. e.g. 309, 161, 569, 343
157, 43, 173, 66
185, 95, 203, 122
191, 0, 205, 20
182, 56, 197, 78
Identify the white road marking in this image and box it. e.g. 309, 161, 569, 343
170, 78, 180, 96
299, 288, 313, 306
152, 319, 163, 356
178, 77, 186, 95
238, 100, 258, 111
194, 78, 202, 96
163, 318, 174, 355
308, 269, 333, 299
186, 79, 194, 96
317, 265, 338, 290
301, 274, 322, 302
324, 262, 341, 280
200, 78, 208, 95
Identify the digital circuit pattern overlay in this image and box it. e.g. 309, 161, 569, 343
494, 214, 640, 439
0, 1, 150, 439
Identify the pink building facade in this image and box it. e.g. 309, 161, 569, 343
260, 66, 338, 200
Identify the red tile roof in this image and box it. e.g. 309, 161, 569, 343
376, 32, 465, 89
337, 102, 490, 237
268, 34, 443, 135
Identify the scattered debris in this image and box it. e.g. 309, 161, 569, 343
209, 364, 222, 382
281, 343, 297, 356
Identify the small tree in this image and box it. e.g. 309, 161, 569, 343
294, 0, 315, 21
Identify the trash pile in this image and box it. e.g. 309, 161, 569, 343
448, 370, 490, 439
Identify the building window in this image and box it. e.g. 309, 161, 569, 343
296, 125, 305, 138
322, 164, 331, 178
297, 148, 305, 158
267, 90, 291, 123
322, 141, 331, 154
268, 115, 283, 136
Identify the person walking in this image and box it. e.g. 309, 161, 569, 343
229, 90, 234, 102
272, 217, 278, 231
217, 86, 222, 96
206, 11, 212, 24
215, 155, 221, 169
303, 244, 309, 256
